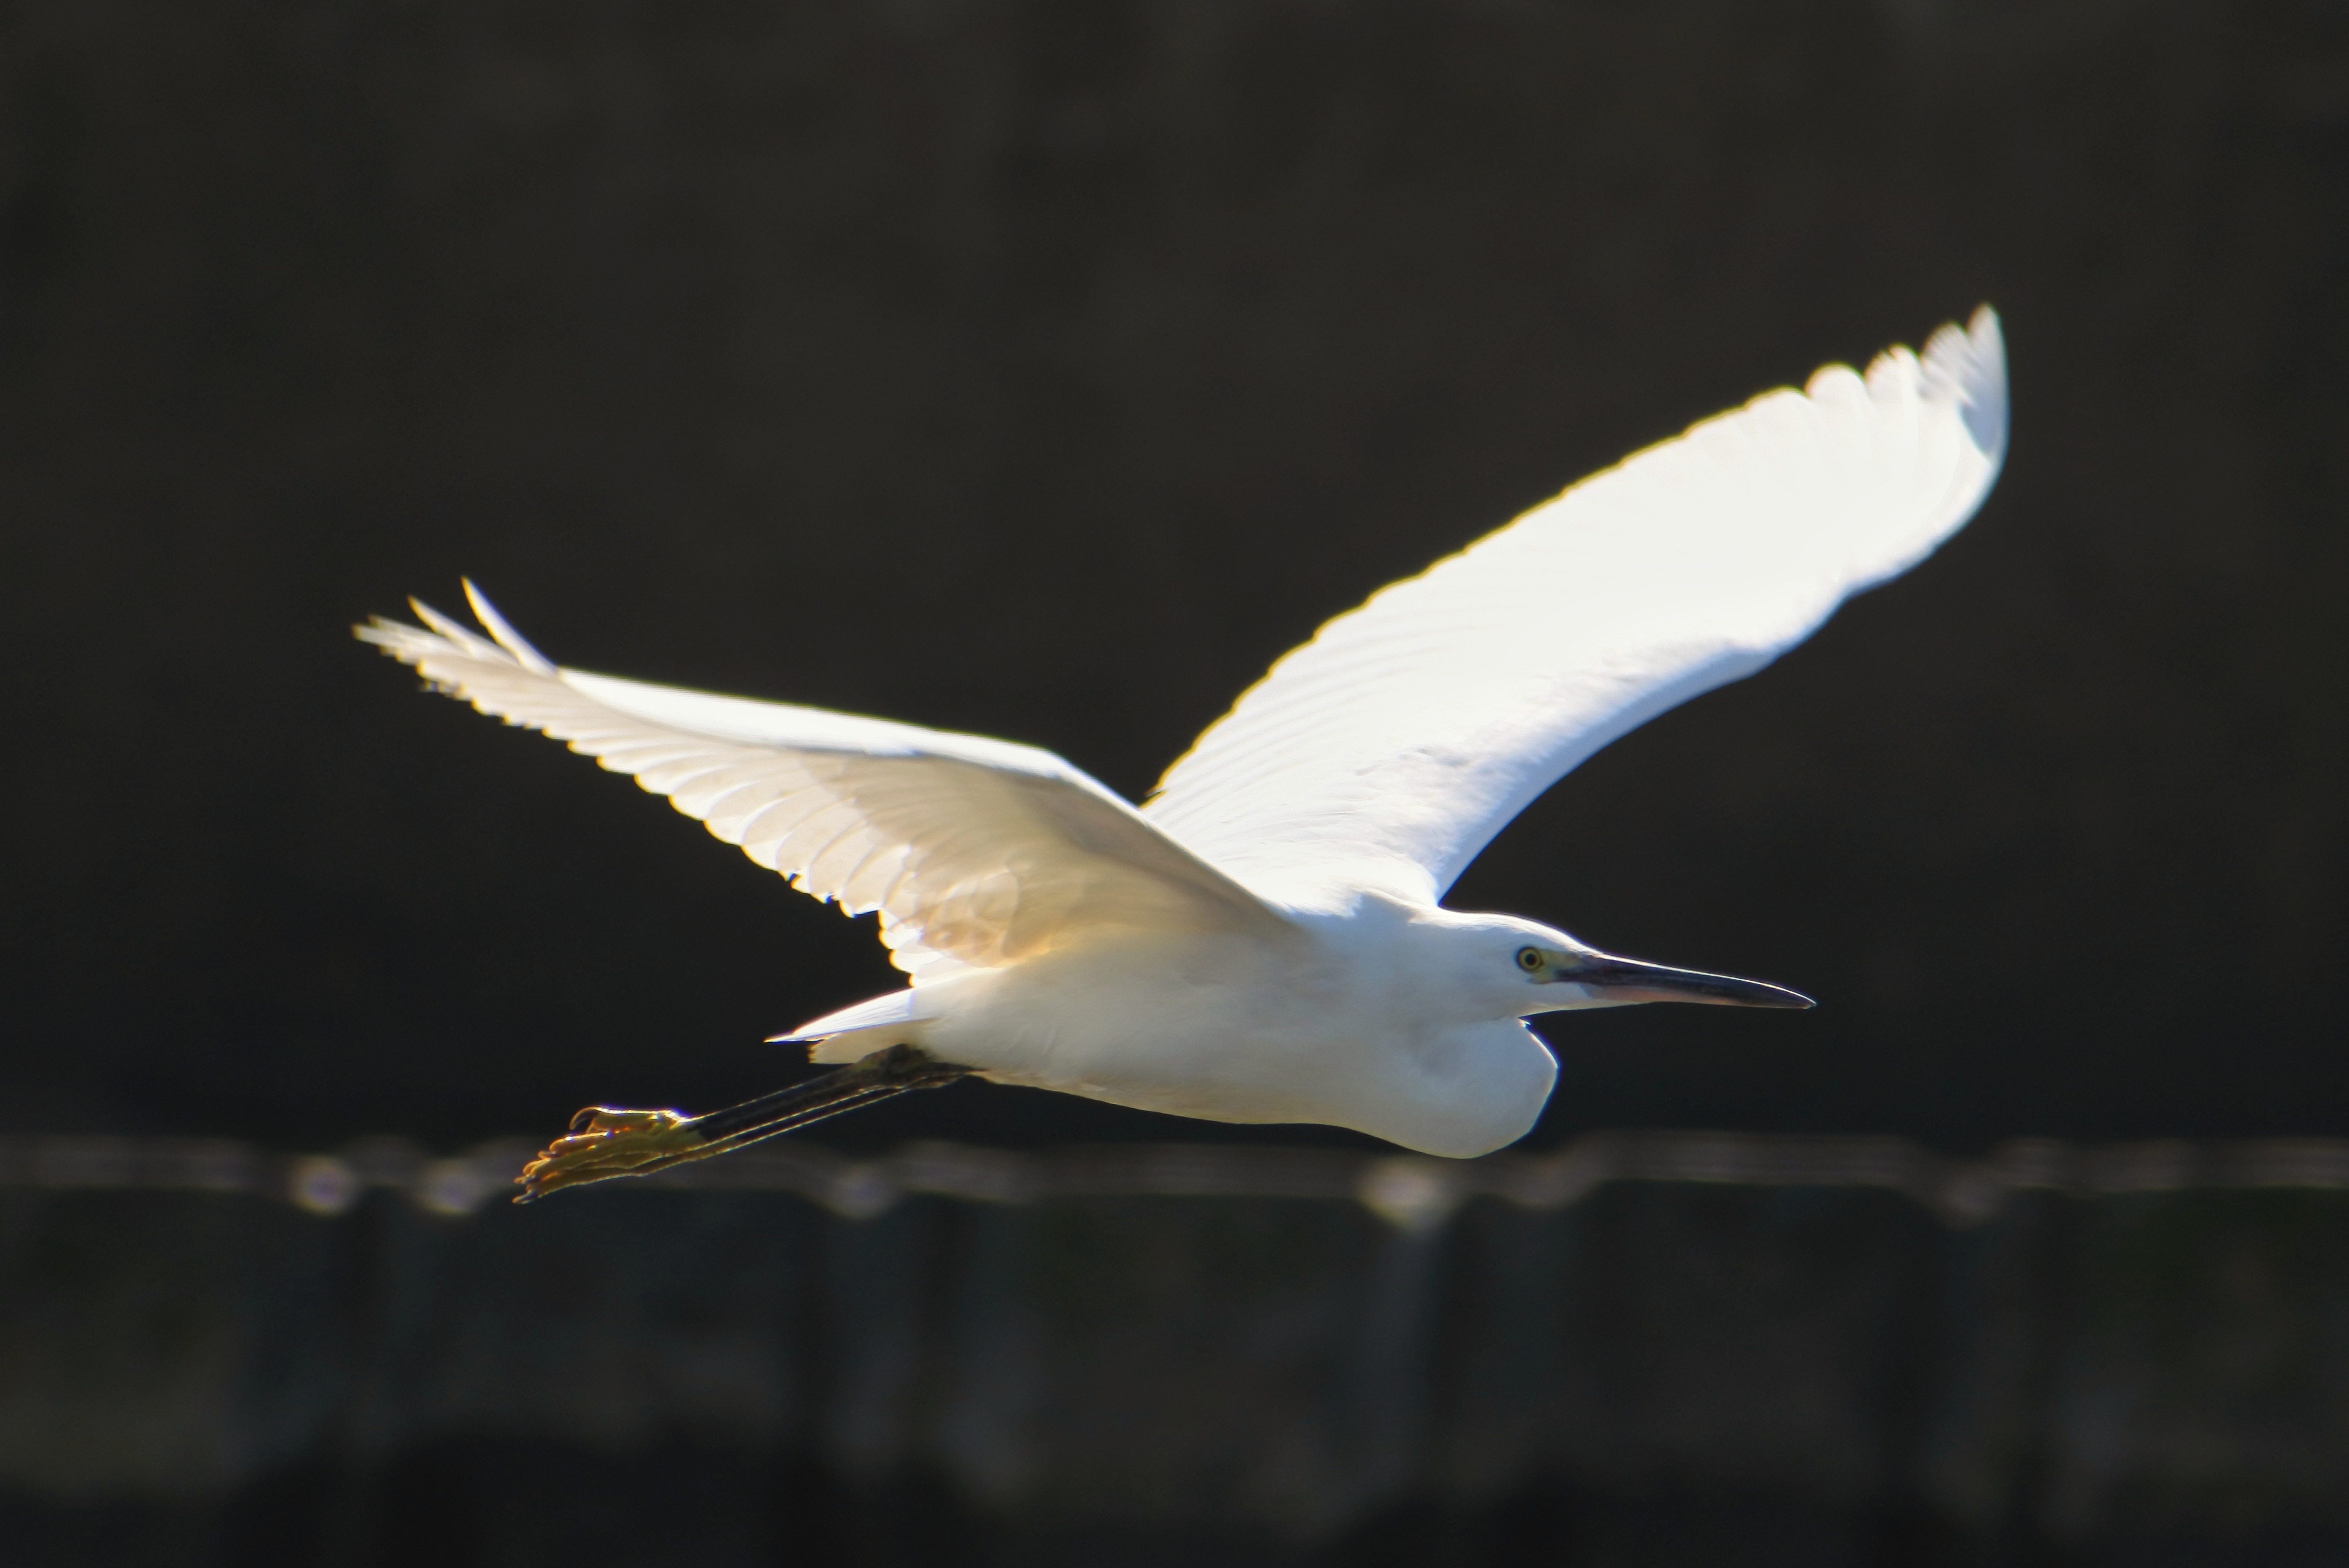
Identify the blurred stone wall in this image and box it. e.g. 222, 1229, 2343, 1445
6, 1156, 2348, 1565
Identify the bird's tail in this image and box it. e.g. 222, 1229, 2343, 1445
770, 986, 939, 1063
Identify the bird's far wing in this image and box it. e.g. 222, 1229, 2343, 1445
1144, 309, 2007, 909
360, 585, 1292, 982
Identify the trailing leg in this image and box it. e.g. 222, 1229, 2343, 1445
514, 1043, 969, 1202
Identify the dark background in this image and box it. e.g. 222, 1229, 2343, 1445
1, 0, 2342, 1157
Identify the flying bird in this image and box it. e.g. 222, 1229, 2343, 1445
360, 309, 2006, 1201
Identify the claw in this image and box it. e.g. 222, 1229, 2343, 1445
512, 1044, 974, 1205
516, 1106, 708, 1203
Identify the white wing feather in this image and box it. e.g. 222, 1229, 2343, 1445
359, 585, 1291, 981
1143, 309, 2008, 908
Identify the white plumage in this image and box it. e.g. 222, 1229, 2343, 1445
362, 309, 2006, 1160
366, 595, 1282, 984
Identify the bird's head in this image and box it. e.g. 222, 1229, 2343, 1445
1433, 912, 1815, 1019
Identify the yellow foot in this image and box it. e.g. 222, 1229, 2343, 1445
514, 1106, 712, 1203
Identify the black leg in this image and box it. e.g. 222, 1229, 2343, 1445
514, 1043, 970, 1203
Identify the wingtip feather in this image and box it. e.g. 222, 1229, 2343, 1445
1921, 304, 2007, 464
462, 579, 559, 674
354, 582, 564, 681
405, 597, 483, 650
351, 615, 415, 651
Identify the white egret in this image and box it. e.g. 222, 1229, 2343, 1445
360, 309, 2006, 1200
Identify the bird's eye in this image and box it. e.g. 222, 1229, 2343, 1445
1516, 946, 1544, 973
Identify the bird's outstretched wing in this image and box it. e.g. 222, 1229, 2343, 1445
359, 586, 1291, 981
1144, 309, 2007, 909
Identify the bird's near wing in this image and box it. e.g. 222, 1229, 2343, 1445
1144, 309, 2008, 910
359, 585, 1291, 982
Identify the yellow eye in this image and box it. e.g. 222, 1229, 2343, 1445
1516, 946, 1544, 973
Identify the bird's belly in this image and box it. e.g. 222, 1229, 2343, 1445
928, 949, 1319, 1114
919, 940, 1556, 1157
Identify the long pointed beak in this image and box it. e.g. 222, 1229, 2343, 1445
1559, 952, 1814, 1009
